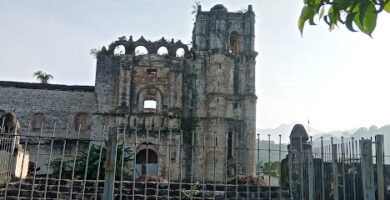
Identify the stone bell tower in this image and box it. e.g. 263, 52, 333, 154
189, 4, 258, 180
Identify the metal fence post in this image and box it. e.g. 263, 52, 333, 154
360, 139, 375, 200
308, 137, 314, 200
332, 143, 339, 200
300, 136, 304, 199
320, 137, 325, 200
375, 135, 384, 200
103, 127, 118, 200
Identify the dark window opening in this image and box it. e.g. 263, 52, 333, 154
228, 131, 233, 159
147, 69, 157, 78
229, 31, 239, 54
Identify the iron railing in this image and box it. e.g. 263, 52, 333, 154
0, 122, 290, 200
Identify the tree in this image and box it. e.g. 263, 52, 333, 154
299, 0, 390, 36
33, 71, 53, 84
257, 161, 280, 178
50, 141, 133, 180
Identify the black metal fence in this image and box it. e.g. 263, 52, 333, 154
290, 135, 388, 200
2, 120, 387, 200
0, 122, 290, 200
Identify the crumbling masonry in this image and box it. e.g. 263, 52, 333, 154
0, 4, 257, 182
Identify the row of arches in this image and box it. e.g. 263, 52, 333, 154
114, 45, 185, 57
108, 31, 241, 57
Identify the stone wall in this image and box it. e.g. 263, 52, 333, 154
1, 177, 291, 200
0, 82, 95, 174
0, 81, 95, 135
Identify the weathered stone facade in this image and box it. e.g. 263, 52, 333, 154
0, 4, 257, 182
0, 82, 95, 136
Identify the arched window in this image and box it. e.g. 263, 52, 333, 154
176, 48, 185, 57
229, 31, 239, 54
138, 88, 163, 113
143, 89, 157, 112
157, 46, 168, 55
134, 46, 148, 56
114, 45, 126, 56
75, 112, 88, 131
31, 113, 43, 130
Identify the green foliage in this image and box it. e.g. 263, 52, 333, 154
118, 36, 127, 41
50, 142, 133, 180
236, 8, 248, 13
257, 161, 280, 178
280, 159, 289, 187
181, 116, 199, 132
299, 0, 390, 36
33, 71, 53, 84
89, 47, 102, 58
182, 181, 200, 198
191, 0, 201, 21
191, 1, 201, 15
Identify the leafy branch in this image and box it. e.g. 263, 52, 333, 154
299, 0, 390, 36
90, 47, 102, 58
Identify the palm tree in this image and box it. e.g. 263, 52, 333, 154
33, 71, 53, 84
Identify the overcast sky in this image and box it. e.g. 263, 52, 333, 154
1, 0, 389, 133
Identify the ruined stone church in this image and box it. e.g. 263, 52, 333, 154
0, 4, 257, 182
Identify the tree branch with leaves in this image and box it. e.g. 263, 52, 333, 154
299, 0, 390, 36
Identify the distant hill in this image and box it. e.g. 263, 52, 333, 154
312, 125, 390, 157
257, 123, 390, 162
257, 122, 322, 144
255, 139, 288, 163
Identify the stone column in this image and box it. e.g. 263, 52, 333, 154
287, 124, 312, 200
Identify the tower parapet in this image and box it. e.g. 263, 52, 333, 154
98, 36, 190, 58
192, 4, 255, 53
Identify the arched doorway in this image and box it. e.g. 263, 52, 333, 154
135, 148, 158, 178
